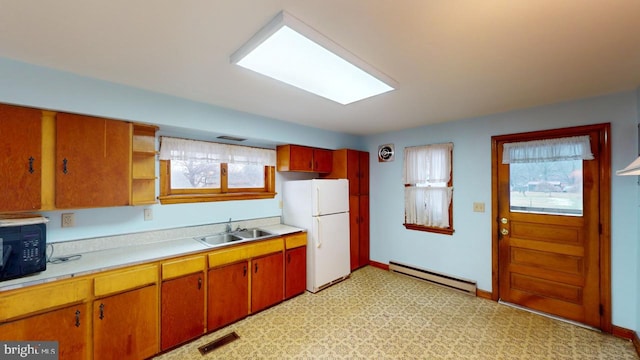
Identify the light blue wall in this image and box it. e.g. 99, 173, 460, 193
365, 90, 639, 331
0, 57, 362, 242
1, 57, 637, 332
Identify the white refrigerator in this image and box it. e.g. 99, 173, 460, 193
282, 179, 350, 293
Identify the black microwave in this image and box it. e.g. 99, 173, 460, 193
0, 223, 47, 282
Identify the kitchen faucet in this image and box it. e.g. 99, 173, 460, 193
225, 218, 232, 233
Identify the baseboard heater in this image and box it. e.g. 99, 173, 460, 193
389, 261, 477, 296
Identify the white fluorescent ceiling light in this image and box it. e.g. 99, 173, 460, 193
230, 11, 396, 105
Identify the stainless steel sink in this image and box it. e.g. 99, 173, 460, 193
195, 228, 276, 248
196, 233, 243, 247
234, 228, 274, 239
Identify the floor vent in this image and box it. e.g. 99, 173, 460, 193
198, 332, 239, 355
389, 261, 477, 296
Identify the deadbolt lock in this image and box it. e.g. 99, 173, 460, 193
501, 228, 509, 235
501, 218, 508, 224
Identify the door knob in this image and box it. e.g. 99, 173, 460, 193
501, 218, 508, 224
501, 228, 509, 235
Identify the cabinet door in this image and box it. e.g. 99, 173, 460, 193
93, 285, 158, 360
161, 272, 205, 351
358, 151, 369, 195
0, 104, 42, 211
358, 195, 370, 267
56, 113, 131, 208
349, 195, 361, 271
289, 145, 314, 171
313, 148, 333, 173
208, 261, 248, 331
0, 303, 89, 360
285, 246, 306, 299
251, 252, 284, 313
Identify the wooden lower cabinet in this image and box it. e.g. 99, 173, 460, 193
93, 285, 158, 360
161, 272, 205, 351
208, 261, 249, 331
251, 252, 284, 313
0, 303, 90, 360
285, 246, 306, 299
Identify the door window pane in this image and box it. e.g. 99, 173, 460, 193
509, 159, 583, 216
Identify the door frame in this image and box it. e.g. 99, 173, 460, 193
491, 123, 611, 332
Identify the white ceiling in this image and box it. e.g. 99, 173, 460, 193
1, 1, 639, 136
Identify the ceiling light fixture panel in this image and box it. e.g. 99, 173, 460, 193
230, 11, 396, 105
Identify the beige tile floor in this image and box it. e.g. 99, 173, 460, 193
154, 266, 638, 359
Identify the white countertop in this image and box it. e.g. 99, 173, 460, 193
0, 224, 304, 292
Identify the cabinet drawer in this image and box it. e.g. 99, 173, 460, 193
94, 265, 158, 297
162, 255, 206, 280
0, 279, 90, 322
285, 232, 307, 249
208, 238, 284, 268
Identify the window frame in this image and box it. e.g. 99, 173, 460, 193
159, 160, 276, 204
403, 143, 454, 235
157, 136, 277, 204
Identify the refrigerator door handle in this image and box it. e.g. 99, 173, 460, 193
316, 217, 322, 248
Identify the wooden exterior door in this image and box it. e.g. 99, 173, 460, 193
492, 124, 610, 330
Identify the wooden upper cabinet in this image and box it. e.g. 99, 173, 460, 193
131, 124, 158, 205
276, 144, 332, 173
55, 113, 132, 208
0, 104, 42, 211
323, 149, 369, 195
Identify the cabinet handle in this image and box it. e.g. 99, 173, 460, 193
243, 265, 247, 277
288, 253, 291, 264
62, 158, 69, 174
309, 161, 312, 169
28, 157, 35, 174
75, 310, 81, 327
255, 263, 258, 273
99, 303, 105, 320
197, 277, 202, 290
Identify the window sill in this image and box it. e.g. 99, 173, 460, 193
159, 192, 277, 205
403, 223, 454, 235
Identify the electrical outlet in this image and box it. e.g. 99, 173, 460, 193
61, 213, 75, 228
144, 208, 153, 221
473, 202, 485, 213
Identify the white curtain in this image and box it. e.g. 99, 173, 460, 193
404, 143, 453, 183
502, 135, 593, 164
404, 143, 453, 228
159, 136, 276, 166
405, 186, 453, 228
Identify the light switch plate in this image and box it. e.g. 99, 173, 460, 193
144, 208, 153, 221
